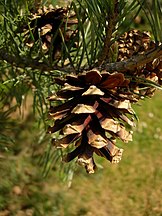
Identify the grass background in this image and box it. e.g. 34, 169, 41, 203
0, 91, 162, 216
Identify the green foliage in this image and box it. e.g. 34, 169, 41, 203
137, 0, 162, 41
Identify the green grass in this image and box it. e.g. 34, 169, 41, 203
0, 92, 162, 216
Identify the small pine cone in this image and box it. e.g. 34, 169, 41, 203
20, 5, 77, 60
117, 29, 154, 62
48, 69, 136, 173
117, 30, 162, 98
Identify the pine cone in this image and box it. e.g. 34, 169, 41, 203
117, 29, 162, 98
117, 30, 152, 60
20, 5, 77, 60
48, 69, 136, 173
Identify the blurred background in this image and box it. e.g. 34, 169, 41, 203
0, 0, 162, 216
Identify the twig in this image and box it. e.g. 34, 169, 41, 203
98, 0, 118, 65
101, 43, 162, 72
1, 44, 162, 74
0, 48, 75, 74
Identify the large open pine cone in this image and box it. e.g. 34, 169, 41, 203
48, 69, 136, 173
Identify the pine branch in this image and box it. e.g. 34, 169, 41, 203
0, 48, 74, 74
101, 43, 162, 72
1, 44, 162, 75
